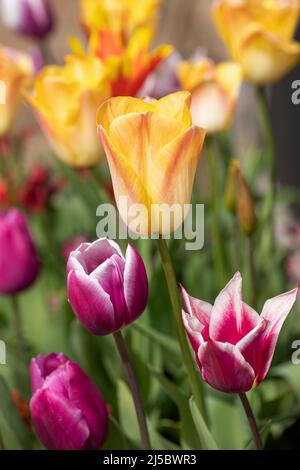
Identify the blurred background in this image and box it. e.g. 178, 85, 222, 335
0, 0, 299, 192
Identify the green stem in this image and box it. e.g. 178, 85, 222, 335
239, 393, 263, 450
156, 238, 207, 422
11, 296, 26, 360
89, 166, 111, 204
113, 331, 151, 450
247, 236, 256, 307
206, 138, 227, 288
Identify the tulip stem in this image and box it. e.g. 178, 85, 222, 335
11, 296, 26, 360
206, 138, 227, 289
156, 237, 207, 423
247, 236, 256, 307
239, 393, 263, 450
113, 331, 151, 450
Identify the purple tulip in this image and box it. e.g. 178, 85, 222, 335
0, 208, 39, 294
0, 0, 54, 39
29, 353, 109, 450
67, 238, 148, 336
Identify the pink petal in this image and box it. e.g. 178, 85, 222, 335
237, 318, 268, 379
198, 340, 255, 393
124, 244, 148, 321
180, 285, 212, 326
257, 286, 298, 383
182, 309, 205, 352
67, 270, 116, 336
209, 272, 260, 344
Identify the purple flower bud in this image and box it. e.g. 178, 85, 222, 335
29, 353, 109, 450
0, 0, 54, 39
0, 208, 39, 294
67, 238, 148, 336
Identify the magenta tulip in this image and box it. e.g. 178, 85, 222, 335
0, 0, 53, 39
0, 208, 39, 294
67, 238, 148, 336
29, 353, 109, 450
181, 272, 298, 394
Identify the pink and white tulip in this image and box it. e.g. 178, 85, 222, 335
67, 238, 148, 336
181, 272, 298, 394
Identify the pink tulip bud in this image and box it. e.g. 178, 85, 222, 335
181, 272, 298, 394
67, 238, 148, 336
29, 353, 109, 450
0, 208, 39, 294
0, 0, 54, 39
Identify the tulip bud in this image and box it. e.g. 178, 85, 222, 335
235, 166, 257, 236
0, 208, 39, 294
0, 0, 54, 39
29, 353, 109, 450
67, 238, 148, 336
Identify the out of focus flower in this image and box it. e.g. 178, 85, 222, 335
212, 0, 300, 85
138, 51, 182, 99
178, 58, 242, 133
181, 271, 298, 393
67, 238, 148, 336
97, 92, 205, 235
30, 353, 109, 450
25, 54, 109, 167
61, 235, 88, 262
80, 0, 160, 43
0, 208, 39, 294
20, 166, 65, 212
0, 178, 9, 207
274, 204, 300, 251
79, 26, 173, 96
286, 249, 300, 283
0, 0, 54, 39
0, 46, 33, 136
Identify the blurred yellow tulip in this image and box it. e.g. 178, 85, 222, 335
26, 54, 109, 167
0, 46, 33, 136
80, 0, 160, 42
97, 91, 206, 235
178, 58, 242, 133
212, 0, 300, 85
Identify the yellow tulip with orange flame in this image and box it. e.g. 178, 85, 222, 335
80, 0, 160, 42
178, 58, 243, 134
25, 54, 109, 167
0, 46, 33, 136
212, 0, 300, 85
97, 91, 206, 235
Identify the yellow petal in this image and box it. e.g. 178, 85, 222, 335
178, 59, 215, 91
240, 26, 300, 84
154, 91, 192, 128
215, 62, 243, 98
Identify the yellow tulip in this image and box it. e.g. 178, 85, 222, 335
96, 91, 206, 235
25, 54, 109, 167
0, 46, 33, 136
178, 58, 242, 133
80, 0, 160, 42
212, 0, 300, 85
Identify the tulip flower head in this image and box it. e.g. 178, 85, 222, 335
0, 208, 39, 294
29, 353, 109, 450
181, 272, 298, 393
80, 0, 160, 43
0, 0, 54, 39
25, 54, 108, 167
0, 46, 33, 136
97, 92, 206, 235
178, 58, 242, 134
212, 0, 300, 85
67, 238, 148, 335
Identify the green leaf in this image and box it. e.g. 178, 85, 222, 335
0, 375, 32, 450
150, 367, 201, 449
132, 322, 181, 362
189, 397, 219, 450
